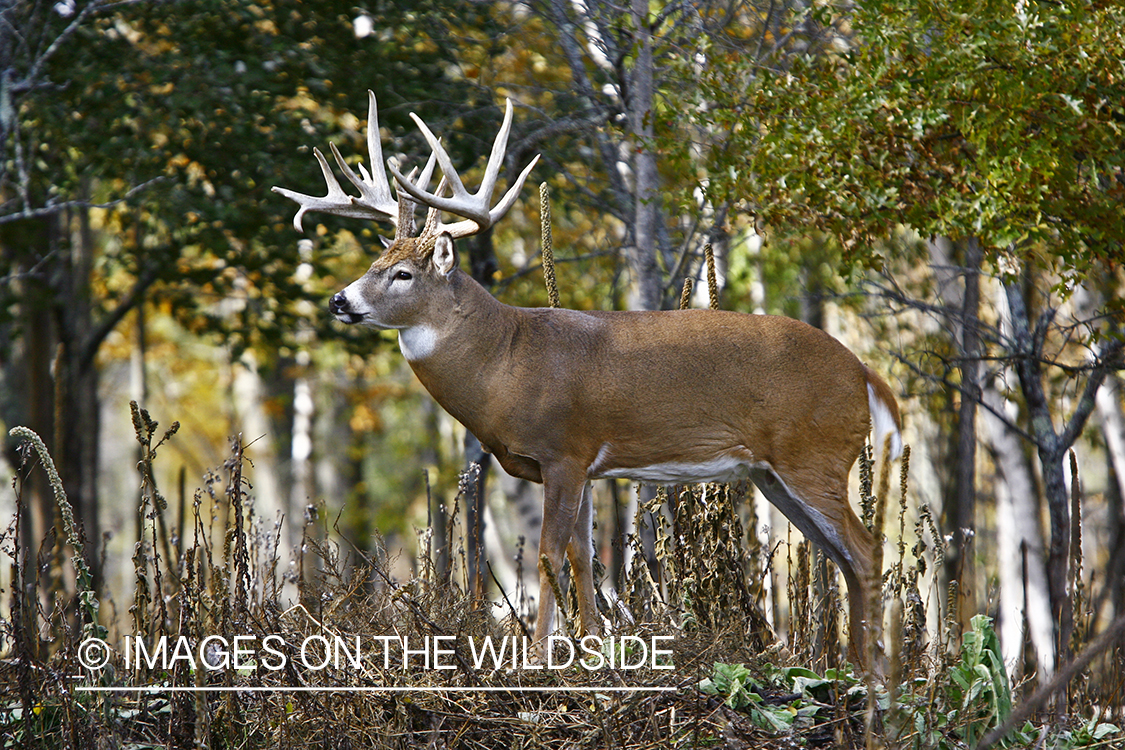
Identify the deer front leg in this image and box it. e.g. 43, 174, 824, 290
566, 482, 600, 639
534, 468, 598, 656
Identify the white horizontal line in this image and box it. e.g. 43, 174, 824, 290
74, 685, 676, 693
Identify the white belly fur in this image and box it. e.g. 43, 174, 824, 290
592, 452, 762, 484
590, 448, 855, 568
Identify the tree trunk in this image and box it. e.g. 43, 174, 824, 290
60, 342, 100, 583
1003, 277, 1070, 665
59, 205, 107, 588
532, 0, 673, 311
951, 239, 982, 632
230, 351, 287, 543
626, 0, 662, 311
982, 384, 1054, 680
463, 229, 496, 596
928, 236, 982, 630
21, 254, 57, 650
1002, 264, 1124, 669
1098, 375, 1125, 517
1096, 375, 1125, 620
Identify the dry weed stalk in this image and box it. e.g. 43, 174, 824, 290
704, 243, 719, 309
678, 277, 693, 310
539, 182, 560, 309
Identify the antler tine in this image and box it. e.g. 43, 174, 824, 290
421, 175, 449, 237
364, 91, 392, 205
395, 167, 422, 238
415, 144, 439, 196
389, 99, 539, 239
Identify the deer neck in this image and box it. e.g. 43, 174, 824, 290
399, 270, 519, 430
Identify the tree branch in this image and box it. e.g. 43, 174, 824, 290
1059, 337, 1125, 451
79, 260, 162, 370
0, 176, 165, 225
11, 0, 107, 98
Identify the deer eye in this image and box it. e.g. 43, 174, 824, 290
393, 270, 413, 281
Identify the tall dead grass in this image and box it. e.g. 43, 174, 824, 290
1, 406, 1122, 749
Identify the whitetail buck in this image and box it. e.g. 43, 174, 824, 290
274, 93, 903, 670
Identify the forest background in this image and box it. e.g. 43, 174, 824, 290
2, 0, 1124, 727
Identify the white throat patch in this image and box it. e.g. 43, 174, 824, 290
398, 326, 438, 361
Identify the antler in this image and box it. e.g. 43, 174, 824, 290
389, 98, 540, 240
274, 92, 538, 242
272, 91, 438, 233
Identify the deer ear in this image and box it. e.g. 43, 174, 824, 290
433, 233, 458, 276
378, 235, 392, 249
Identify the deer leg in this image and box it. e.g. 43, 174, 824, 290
534, 466, 586, 649
838, 512, 880, 672
565, 482, 600, 638
749, 467, 879, 672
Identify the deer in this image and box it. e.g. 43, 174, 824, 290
273, 92, 903, 671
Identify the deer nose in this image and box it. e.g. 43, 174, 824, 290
329, 291, 348, 314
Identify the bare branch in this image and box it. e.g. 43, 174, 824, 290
79, 259, 162, 369
0, 176, 165, 225
12, 1, 107, 96
1059, 336, 1125, 450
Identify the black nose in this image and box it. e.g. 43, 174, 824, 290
329, 292, 348, 314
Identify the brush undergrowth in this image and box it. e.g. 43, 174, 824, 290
1, 408, 1123, 749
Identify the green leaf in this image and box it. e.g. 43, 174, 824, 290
1093, 723, 1120, 740
751, 705, 795, 732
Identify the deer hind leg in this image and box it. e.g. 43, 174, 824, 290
748, 466, 878, 671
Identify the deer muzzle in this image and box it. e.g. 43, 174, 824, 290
329, 291, 362, 325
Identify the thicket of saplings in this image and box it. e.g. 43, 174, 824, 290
1, 405, 1122, 749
